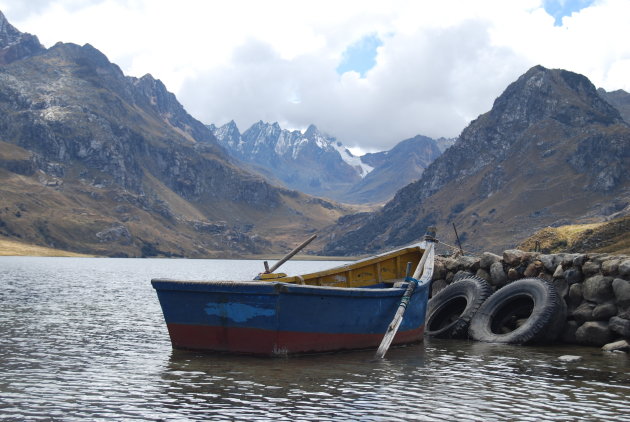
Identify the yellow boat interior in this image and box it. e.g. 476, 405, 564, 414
257, 245, 425, 288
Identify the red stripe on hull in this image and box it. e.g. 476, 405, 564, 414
167, 324, 425, 355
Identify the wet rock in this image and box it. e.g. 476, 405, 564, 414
563, 267, 583, 285
602, 339, 630, 352
572, 302, 595, 323
575, 321, 614, 346
582, 261, 601, 277
582, 275, 615, 304
558, 354, 581, 361
553, 264, 564, 278
480, 252, 501, 270
490, 262, 507, 286
568, 283, 583, 308
609, 316, 630, 337
592, 303, 617, 320
619, 259, 630, 277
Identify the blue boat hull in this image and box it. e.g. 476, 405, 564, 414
151, 279, 429, 355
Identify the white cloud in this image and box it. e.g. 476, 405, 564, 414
0, 0, 629, 151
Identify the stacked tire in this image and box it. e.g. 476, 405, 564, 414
425, 274, 492, 339
426, 275, 567, 344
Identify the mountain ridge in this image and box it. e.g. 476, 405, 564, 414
210, 120, 445, 203
322, 65, 630, 255
0, 14, 353, 257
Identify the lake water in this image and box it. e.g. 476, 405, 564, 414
1, 256, 629, 421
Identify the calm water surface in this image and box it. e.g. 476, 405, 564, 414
1, 256, 629, 421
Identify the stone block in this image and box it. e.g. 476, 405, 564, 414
503, 249, 529, 266
476, 268, 490, 282
563, 267, 583, 285
582, 275, 614, 304
572, 302, 595, 323
609, 316, 630, 337
575, 321, 614, 346
619, 259, 630, 277
480, 252, 501, 270
568, 283, 583, 308
553, 278, 569, 299
540, 254, 559, 272
602, 340, 630, 352
592, 303, 617, 320
612, 278, 630, 303
582, 261, 601, 277
572, 254, 587, 267
553, 264, 564, 278
524, 260, 543, 277
490, 262, 507, 286
601, 259, 620, 277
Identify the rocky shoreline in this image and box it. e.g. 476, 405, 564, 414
432, 249, 630, 351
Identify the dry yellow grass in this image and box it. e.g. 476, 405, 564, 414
0, 238, 94, 257
519, 216, 630, 254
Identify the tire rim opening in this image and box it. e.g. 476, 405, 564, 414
428, 297, 468, 331
490, 295, 534, 335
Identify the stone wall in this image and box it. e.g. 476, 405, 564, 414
432, 249, 630, 349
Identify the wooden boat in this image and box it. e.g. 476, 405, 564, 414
152, 237, 436, 356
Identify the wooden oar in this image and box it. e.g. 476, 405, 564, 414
374, 239, 435, 360
254, 234, 317, 280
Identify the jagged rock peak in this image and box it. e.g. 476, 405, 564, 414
490, 65, 623, 128
0, 10, 22, 45
0, 10, 45, 64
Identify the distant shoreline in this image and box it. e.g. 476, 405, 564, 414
0, 238, 355, 261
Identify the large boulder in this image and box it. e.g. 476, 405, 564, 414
575, 321, 614, 346
582, 275, 615, 303
609, 316, 630, 337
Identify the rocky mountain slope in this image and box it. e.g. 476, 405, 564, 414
347, 135, 442, 203
0, 12, 351, 257
209, 121, 366, 199
599, 88, 630, 124
210, 121, 444, 203
323, 65, 630, 255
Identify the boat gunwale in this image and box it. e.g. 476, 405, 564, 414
150, 278, 424, 297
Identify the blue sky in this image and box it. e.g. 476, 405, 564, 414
543, 0, 595, 26
2, 0, 628, 151
336, 34, 383, 77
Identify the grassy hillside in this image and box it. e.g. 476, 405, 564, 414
518, 215, 630, 254
0, 236, 93, 257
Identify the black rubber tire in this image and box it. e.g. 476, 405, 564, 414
425, 275, 493, 339
468, 277, 566, 344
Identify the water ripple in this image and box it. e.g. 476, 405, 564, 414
1, 257, 629, 421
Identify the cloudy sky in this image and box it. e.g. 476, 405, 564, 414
1, 0, 629, 152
